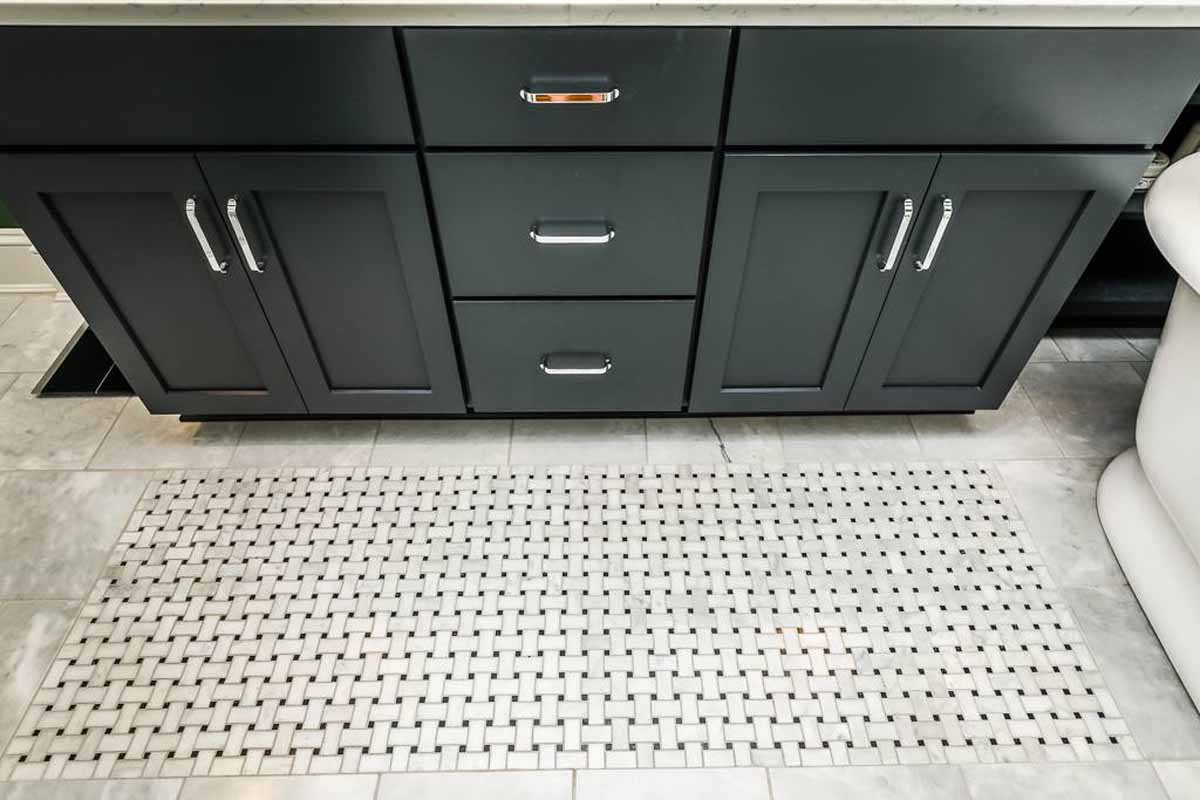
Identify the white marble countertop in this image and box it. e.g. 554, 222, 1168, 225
0, 0, 1198, 27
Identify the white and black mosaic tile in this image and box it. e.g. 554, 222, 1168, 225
0, 463, 1136, 779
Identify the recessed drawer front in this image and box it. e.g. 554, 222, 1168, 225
430, 153, 712, 297
728, 28, 1200, 146
404, 28, 730, 146
0, 27, 414, 147
456, 300, 693, 412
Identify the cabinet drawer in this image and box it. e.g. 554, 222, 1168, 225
0, 27, 413, 146
456, 300, 693, 412
728, 29, 1200, 146
404, 28, 730, 146
430, 152, 711, 297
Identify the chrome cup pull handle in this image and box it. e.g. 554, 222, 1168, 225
226, 197, 264, 274
520, 88, 619, 105
915, 197, 954, 273
184, 197, 227, 275
879, 197, 914, 273
539, 353, 613, 376
529, 222, 615, 245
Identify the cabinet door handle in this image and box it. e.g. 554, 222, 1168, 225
519, 88, 620, 104
879, 197, 914, 273
184, 197, 227, 275
530, 222, 615, 245
539, 353, 613, 375
915, 197, 954, 273
225, 197, 264, 274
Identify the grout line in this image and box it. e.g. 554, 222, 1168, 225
1149, 761, 1177, 800
83, 395, 131, 471
0, 294, 26, 329
763, 765, 777, 800
708, 418, 732, 464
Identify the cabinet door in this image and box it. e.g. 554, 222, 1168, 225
0, 154, 304, 415
199, 154, 465, 415
689, 153, 938, 413
847, 152, 1151, 412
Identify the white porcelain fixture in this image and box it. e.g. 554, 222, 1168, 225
1099, 152, 1200, 705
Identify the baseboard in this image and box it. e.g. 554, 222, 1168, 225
0, 283, 58, 294
0, 229, 31, 248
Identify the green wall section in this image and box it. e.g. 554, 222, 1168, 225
0, 199, 17, 229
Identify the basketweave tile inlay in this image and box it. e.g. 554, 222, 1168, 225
1, 463, 1137, 780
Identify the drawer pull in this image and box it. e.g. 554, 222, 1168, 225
225, 197, 264, 274
915, 197, 954, 273
879, 197, 914, 273
539, 352, 613, 375
184, 197, 227, 275
519, 88, 620, 105
530, 222, 616, 245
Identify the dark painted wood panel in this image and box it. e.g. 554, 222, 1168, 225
200, 153, 465, 415
0, 153, 304, 415
729, 29, 1200, 146
847, 151, 1152, 412
429, 152, 712, 297
404, 28, 730, 146
689, 153, 939, 413
456, 300, 693, 413
0, 27, 413, 146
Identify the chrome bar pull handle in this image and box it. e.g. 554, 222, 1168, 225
520, 88, 619, 105
226, 197, 264, 274
185, 197, 226, 275
539, 353, 613, 376
530, 222, 615, 245
879, 197, 914, 273
915, 197, 954, 273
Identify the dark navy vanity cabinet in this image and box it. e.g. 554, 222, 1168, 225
0, 25, 1196, 417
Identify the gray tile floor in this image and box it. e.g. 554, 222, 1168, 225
0, 293, 1194, 799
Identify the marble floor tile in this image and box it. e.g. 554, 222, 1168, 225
0, 470, 151, 600
0, 295, 22, 328
1063, 583, 1200, 760
0, 374, 127, 470
1018, 362, 1145, 458
770, 765, 969, 799
0, 779, 182, 799
577, 768, 770, 800
1154, 761, 1200, 800
711, 417, 783, 463
0, 601, 76, 753
961, 762, 1166, 800
510, 418, 646, 465
230, 420, 378, 468
911, 384, 1062, 460
1028, 336, 1067, 363
0, 374, 127, 469
89, 398, 243, 470
378, 771, 571, 800
1052, 327, 1146, 362
646, 418, 725, 465
0, 295, 83, 373
1133, 361, 1154, 381
371, 419, 511, 466
1116, 327, 1162, 360
778, 414, 921, 463
179, 775, 376, 800
995, 459, 1125, 590
0, 372, 16, 397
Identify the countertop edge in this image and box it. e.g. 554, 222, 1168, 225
0, 1, 1198, 27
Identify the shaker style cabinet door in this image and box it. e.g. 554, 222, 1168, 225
0, 154, 305, 415
199, 154, 465, 415
847, 152, 1151, 412
689, 153, 938, 413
